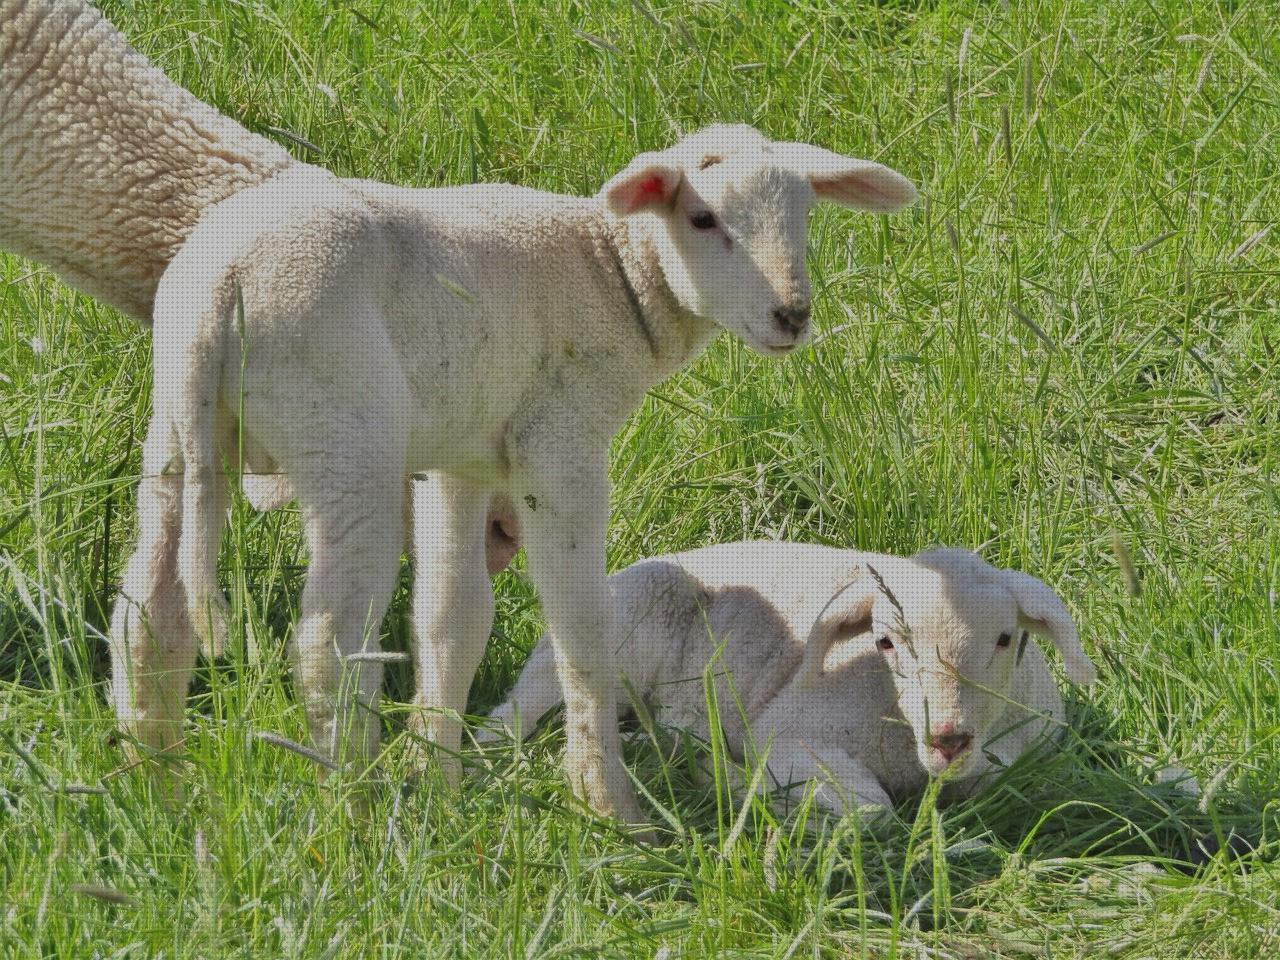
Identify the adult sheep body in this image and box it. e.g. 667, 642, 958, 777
0, 0, 295, 323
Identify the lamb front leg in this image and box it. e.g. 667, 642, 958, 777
764, 736, 893, 819
408, 473, 497, 783
513, 455, 645, 828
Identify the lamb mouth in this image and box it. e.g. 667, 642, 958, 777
927, 744, 973, 773
760, 341, 799, 355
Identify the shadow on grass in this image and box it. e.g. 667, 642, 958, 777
476, 689, 1274, 927
797, 693, 1272, 923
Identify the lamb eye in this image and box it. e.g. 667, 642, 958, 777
690, 211, 717, 230
877, 636, 894, 651
996, 632, 1013, 648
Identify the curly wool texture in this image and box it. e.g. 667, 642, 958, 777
0, 0, 295, 321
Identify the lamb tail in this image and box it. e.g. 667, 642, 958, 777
173, 283, 237, 657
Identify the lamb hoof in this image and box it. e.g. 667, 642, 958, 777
566, 758, 652, 839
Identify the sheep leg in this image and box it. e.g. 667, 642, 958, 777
407, 472, 495, 783
765, 737, 892, 817
287, 453, 405, 772
109, 416, 198, 760
513, 460, 645, 827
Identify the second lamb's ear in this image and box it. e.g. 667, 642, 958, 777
800, 572, 876, 681
771, 142, 917, 213
601, 154, 683, 214
999, 569, 1097, 685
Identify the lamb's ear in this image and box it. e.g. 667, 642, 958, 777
999, 569, 1097, 685
800, 573, 876, 682
601, 154, 683, 214
772, 142, 917, 213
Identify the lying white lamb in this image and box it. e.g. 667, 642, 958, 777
488, 543, 1098, 813
118, 122, 916, 827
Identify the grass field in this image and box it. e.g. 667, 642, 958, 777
2, 0, 1279, 955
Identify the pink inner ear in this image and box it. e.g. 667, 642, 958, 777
637, 175, 667, 200
622, 174, 665, 211
613, 172, 671, 213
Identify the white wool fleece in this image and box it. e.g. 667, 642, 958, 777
0, 0, 296, 322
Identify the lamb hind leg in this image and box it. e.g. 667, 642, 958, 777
407, 472, 495, 782
288, 455, 406, 772
109, 416, 198, 760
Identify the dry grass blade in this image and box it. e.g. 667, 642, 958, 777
574, 29, 622, 58
629, 0, 663, 31
1229, 223, 1273, 261
264, 126, 321, 155
58, 783, 108, 795
343, 650, 410, 663
783, 31, 812, 70
865, 563, 914, 656
1001, 105, 1013, 165
1133, 230, 1179, 255
253, 731, 341, 771
1110, 532, 1141, 596
1010, 305, 1057, 351
70, 884, 135, 907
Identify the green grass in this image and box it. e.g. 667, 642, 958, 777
3, 0, 1279, 955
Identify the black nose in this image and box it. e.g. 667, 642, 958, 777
772, 302, 811, 337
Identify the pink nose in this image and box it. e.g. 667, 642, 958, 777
928, 725, 973, 762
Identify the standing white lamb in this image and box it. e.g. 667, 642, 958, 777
488, 543, 1098, 813
138, 123, 916, 826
